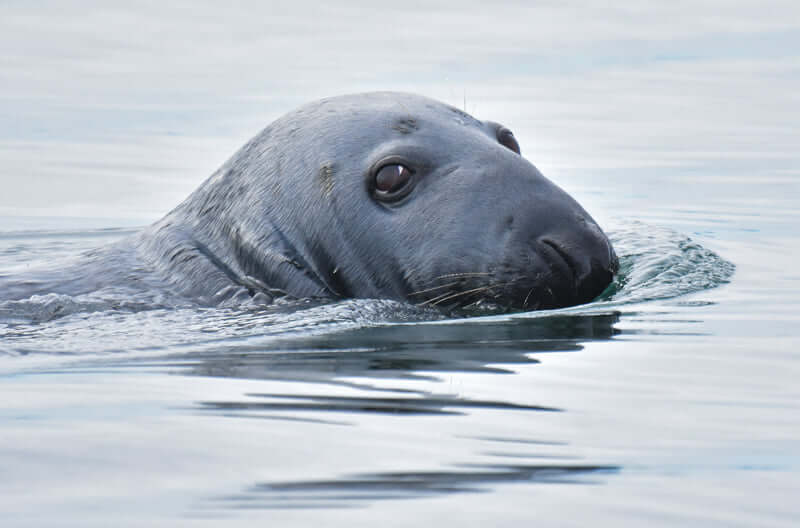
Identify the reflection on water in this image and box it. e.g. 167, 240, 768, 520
217, 462, 619, 510
177, 313, 620, 385
198, 393, 559, 416
167, 312, 619, 508
120, 312, 618, 511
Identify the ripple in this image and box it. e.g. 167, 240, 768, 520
600, 222, 735, 305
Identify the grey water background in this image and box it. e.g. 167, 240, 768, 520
1, 2, 799, 526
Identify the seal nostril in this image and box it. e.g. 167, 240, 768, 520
539, 238, 579, 283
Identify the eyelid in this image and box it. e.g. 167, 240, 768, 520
371, 154, 413, 170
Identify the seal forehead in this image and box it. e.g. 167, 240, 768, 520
388, 108, 482, 136
446, 105, 482, 127
310, 92, 484, 128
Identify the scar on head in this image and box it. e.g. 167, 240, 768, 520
392, 118, 419, 134
318, 162, 335, 198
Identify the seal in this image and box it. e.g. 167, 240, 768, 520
2, 92, 618, 311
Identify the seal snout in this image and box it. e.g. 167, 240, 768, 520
533, 227, 617, 307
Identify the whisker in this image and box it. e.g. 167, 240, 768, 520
412, 271, 492, 289
417, 289, 460, 306
523, 286, 535, 309
431, 272, 491, 280
407, 281, 462, 297
426, 285, 495, 307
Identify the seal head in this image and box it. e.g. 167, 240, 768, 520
142, 92, 617, 311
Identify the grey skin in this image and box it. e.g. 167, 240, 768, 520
1, 92, 617, 311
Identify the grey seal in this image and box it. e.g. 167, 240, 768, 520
2, 92, 617, 312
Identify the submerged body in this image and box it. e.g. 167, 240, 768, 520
1, 92, 617, 312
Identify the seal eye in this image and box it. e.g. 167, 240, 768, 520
373, 163, 414, 201
497, 127, 521, 155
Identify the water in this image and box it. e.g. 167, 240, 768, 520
2, 3, 800, 527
